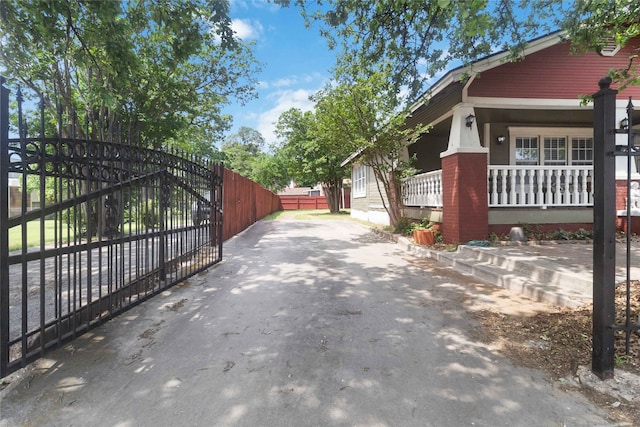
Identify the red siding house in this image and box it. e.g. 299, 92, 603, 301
350, 32, 640, 244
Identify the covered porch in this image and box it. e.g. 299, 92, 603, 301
401, 165, 596, 240
402, 165, 594, 209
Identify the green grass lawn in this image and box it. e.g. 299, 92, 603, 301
8, 220, 58, 251
8, 219, 150, 251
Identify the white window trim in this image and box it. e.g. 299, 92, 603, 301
352, 165, 366, 198
508, 127, 593, 166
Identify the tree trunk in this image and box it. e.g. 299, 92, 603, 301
322, 178, 342, 213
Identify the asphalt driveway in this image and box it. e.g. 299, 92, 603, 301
0, 219, 612, 426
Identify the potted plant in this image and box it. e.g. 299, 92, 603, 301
412, 220, 439, 246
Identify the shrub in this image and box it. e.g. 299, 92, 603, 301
394, 217, 414, 236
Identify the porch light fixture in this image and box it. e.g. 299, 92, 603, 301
496, 136, 506, 145
465, 114, 475, 128
620, 117, 629, 130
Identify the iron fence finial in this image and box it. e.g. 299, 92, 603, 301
598, 76, 612, 89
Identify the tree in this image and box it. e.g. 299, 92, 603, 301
251, 151, 291, 193
0, 0, 259, 148
281, 0, 640, 99
275, 108, 350, 213
221, 127, 266, 179
0, 0, 259, 237
311, 71, 426, 224
560, 0, 640, 89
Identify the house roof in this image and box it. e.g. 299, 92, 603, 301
277, 187, 313, 196
341, 31, 567, 166
408, 31, 566, 113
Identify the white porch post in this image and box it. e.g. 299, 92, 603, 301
439, 104, 489, 244
441, 104, 486, 156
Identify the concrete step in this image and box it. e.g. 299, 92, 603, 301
443, 250, 590, 308
456, 245, 593, 294
396, 236, 590, 307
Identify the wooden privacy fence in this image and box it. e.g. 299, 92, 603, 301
222, 168, 282, 241
279, 189, 351, 210
279, 196, 329, 210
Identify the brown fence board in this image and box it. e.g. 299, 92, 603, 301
222, 168, 281, 241
278, 190, 350, 211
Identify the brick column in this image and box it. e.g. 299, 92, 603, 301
441, 151, 489, 244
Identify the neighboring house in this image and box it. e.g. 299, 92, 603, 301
347, 31, 640, 243
277, 182, 324, 197
350, 162, 392, 225
8, 172, 32, 217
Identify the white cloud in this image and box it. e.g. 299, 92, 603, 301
231, 0, 280, 12
272, 77, 297, 88
231, 18, 263, 41
256, 88, 317, 144
268, 72, 326, 89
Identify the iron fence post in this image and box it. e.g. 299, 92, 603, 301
0, 77, 10, 377
218, 163, 224, 258
592, 77, 617, 379
159, 170, 166, 281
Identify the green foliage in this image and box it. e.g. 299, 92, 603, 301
502, 225, 594, 241
550, 229, 572, 241
614, 354, 628, 367
221, 127, 266, 179
489, 232, 509, 242
393, 217, 414, 236
573, 228, 593, 240
0, 0, 260, 150
219, 127, 290, 192
310, 68, 428, 224
560, 0, 640, 90
519, 222, 545, 240
251, 153, 291, 193
550, 228, 593, 241
411, 219, 439, 231
274, 107, 351, 212
280, 0, 640, 99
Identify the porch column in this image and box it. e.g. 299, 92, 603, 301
440, 105, 489, 244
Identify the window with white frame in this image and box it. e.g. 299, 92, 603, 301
543, 137, 567, 165
352, 165, 366, 198
571, 137, 594, 165
509, 127, 593, 166
514, 137, 538, 165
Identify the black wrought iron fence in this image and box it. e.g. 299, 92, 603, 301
592, 77, 640, 379
0, 77, 223, 378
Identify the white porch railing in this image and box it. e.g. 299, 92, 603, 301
488, 165, 593, 207
402, 166, 594, 208
402, 170, 443, 207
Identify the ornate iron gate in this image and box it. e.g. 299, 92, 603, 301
0, 77, 223, 378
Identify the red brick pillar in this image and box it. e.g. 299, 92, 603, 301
441, 151, 489, 244
615, 179, 640, 211
615, 179, 640, 233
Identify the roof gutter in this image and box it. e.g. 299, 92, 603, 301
340, 147, 365, 167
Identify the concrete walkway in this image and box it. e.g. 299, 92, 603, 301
0, 220, 613, 426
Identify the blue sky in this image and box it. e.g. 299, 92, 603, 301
222, 1, 336, 146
